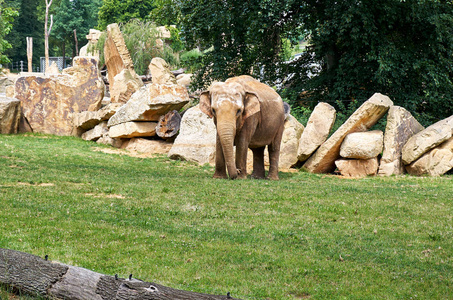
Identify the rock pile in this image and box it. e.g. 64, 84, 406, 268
298, 93, 453, 177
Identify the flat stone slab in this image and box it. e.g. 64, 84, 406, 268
303, 93, 393, 173
297, 102, 336, 162
107, 83, 189, 127
378, 106, 424, 176
406, 136, 453, 176
109, 121, 157, 138
402, 115, 453, 165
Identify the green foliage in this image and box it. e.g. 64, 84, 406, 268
292, 0, 453, 126
52, 0, 102, 57
179, 0, 303, 89
167, 26, 184, 53
98, 0, 155, 30
119, 19, 180, 75
180, 48, 203, 74
0, 0, 19, 65
0, 134, 452, 299
149, 0, 181, 26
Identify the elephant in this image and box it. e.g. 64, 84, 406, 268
200, 75, 286, 180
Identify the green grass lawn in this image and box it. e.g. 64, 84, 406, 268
0, 133, 452, 299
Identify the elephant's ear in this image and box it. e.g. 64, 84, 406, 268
199, 91, 213, 118
243, 92, 261, 120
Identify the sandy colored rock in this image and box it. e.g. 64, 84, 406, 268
168, 105, 217, 165
176, 73, 192, 89
104, 23, 141, 88
121, 138, 173, 155
96, 132, 123, 148
110, 69, 144, 104
303, 93, 393, 173
74, 103, 123, 131
0, 97, 21, 134
109, 121, 157, 138
107, 83, 189, 126
279, 115, 305, 169
298, 102, 336, 162
46, 62, 60, 75
405, 137, 453, 176
335, 158, 379, 178
402, 115, 453, 165
81, 122, 108, 141
340, 130, 383, 159
378, 106, 424, 176
14, 57, 105, 136
5, 85, 15, 98
149, 57, 177, 85
80, 29, 102, 58
0, 75, 15, 93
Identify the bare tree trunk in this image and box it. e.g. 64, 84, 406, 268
74, 29, 79, 56
0, 248, 240, 300
26, 37, 33, 72
44, 0, 53, 72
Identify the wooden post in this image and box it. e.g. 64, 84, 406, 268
44, 0, 53, 71
74, 29, 79, 56
26, 37, 33, 72
0, 248, 240, 300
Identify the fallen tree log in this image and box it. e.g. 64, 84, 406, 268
156, 110, 182, 140
0, 248, 240, 300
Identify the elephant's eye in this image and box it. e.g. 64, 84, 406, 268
212, 108, 216, 116
236, 109, 242, 116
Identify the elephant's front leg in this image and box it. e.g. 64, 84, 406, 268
235, 140, 248, 179
213, 134, 228, 179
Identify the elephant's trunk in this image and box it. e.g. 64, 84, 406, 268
217, 121, 237, 179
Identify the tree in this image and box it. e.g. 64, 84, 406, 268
179, 0, 303, 89
5, 0, 46, 69
97, 0, 155, 30
290, 0, 453, 124
0, 0, 19, 65
44, 0, 53, 70
149, 0, 181, 26
179, 0, 453, 124
52, 0, 102, 61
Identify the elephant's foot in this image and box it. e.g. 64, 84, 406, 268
213, 172, 228, 179
266, 173, 279, 181
251, 172, 265, 179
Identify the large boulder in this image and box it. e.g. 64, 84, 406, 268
107, 83, 189, 127
168, 105, 217, 165
335, 158, 379, 178
0, 97, 21, 134
303, 93, 393, 173
340, 130, 383, 159
148, 57, 177, 85
378, 106, 424, 176
110, 69, 144, 104
0, 75, 15, 93
297, 102, 336, 162
14, 57, 105, 136
402, 115, 453, 165
104, 23, 140, 88
279, 115, 305, 169
405, 137, 453, 176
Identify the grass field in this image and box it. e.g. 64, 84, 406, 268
0, 133, 452, 299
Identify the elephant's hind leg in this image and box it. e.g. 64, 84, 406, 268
267, 125, 284, 180
251, 146, 266, 179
